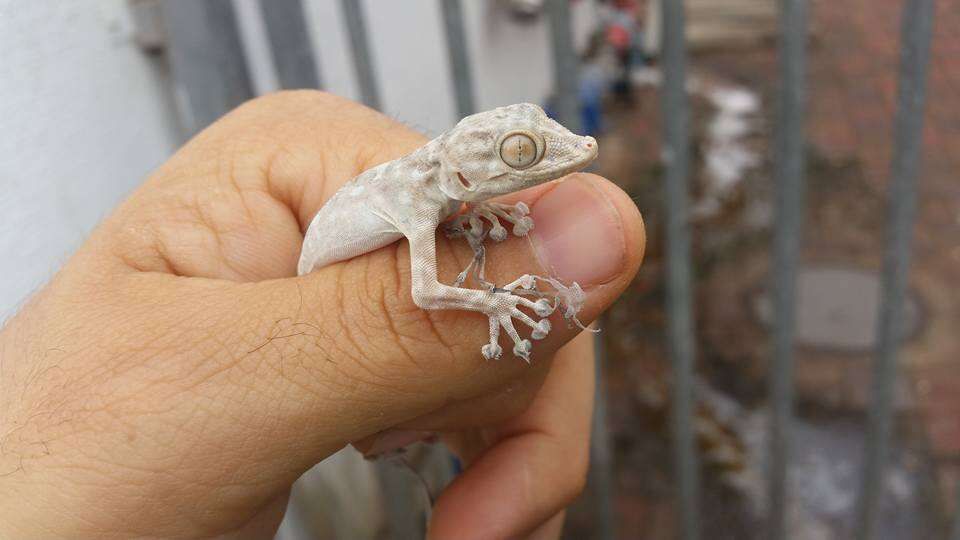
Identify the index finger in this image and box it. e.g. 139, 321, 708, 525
429, 330, 597, 539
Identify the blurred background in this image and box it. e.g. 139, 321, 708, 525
1, 0, 957, 539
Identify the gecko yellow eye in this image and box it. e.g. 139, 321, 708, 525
499, 133, 538, 169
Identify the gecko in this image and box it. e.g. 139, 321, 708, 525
297, 103, 597, 361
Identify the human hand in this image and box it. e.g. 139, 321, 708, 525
0, 92, 644, 539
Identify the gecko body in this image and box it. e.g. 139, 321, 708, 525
298, 103, 597, 361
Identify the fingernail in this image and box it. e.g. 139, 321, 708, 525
529, 176, 625, 287
365, 429, 434, 458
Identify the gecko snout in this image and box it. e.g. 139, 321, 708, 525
581, 136, 598, 161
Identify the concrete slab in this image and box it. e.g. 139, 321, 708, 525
754, 266, 922, 352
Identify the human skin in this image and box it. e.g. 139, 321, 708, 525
0, 92, 645, 539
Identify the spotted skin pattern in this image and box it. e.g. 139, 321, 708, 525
298, 103, 597, 361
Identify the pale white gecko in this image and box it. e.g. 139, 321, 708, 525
297, 103, 597, 361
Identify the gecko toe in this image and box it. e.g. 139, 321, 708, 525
513, 217, 534, 236
482, 343, 503, 360
533, 299, 554, 317
531, 319, 551, 340
513, 339, 532, 360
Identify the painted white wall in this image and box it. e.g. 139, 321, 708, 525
0, 1, 180, 318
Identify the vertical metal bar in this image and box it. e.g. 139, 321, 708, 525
659, 1, 700, 539
339, 0, 381, 109
375, 460, 425, 540
162, 0, 254, 134
439, 0, 476, 118
952, 480, 960, 540
589, 321, 617, 540
258, 0, 321, 89
855, 1, 935, 538
546, 0, 581, 133
768, 0, 808, 538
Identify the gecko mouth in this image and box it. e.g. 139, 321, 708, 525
525, 150, 598, 183
457, 172, 475, 191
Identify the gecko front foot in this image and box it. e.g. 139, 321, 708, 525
462, 202, 534, 242
505, 202, 534, 236
483, 291, 556, 362
493, 201, 533, 238
446, 202, 537, 289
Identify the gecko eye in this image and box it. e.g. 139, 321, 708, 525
499, 133, 539, 169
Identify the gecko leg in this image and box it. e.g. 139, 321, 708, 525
445, 215, 494, 290
409, 229, 555, 361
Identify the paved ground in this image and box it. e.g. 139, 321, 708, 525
565, 0, 960, 538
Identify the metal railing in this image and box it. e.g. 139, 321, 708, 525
768, 0, 808, 537
339, 0, 381, 110
658, 1, 701, 538
158, 0, 943, 537
856, 1, 935, 538
259, 0, 320, 90
439, 0, 476, 118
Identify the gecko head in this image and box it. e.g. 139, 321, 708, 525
437, 103, 598, 202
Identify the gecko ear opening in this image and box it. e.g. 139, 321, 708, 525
457, 172, 474, 191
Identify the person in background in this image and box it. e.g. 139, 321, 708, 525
579, 31, 610, 137
602, 0, 642, 100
